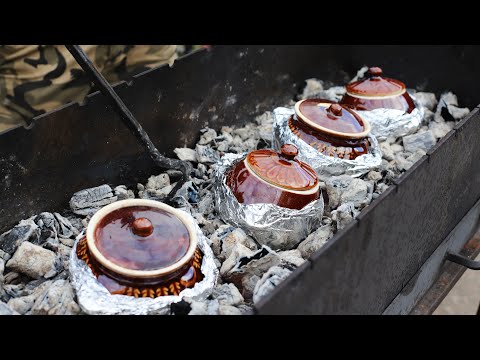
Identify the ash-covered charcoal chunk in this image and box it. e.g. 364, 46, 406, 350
0, 218, 40, 255
252, 265, 293, 304
435, 92, 470, 122
0, 301, 18, 315
195, 144, 220, 164
6, 242, 58, 280
297, 225, 333, 259
69, 184, 118, 217
114, 185, 135, 200
174, 147, 197, 162
402, 130, 436, 153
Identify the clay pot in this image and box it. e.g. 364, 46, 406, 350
75, 199, 203, 297
340, 66, 416, 113
225, 144, 320, 210
289, 99, 371, 160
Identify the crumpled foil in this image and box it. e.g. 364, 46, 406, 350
213, 153, 324, 250
272, 107, 382, 178
355, 94, 425, 141
69, 211, 218, 315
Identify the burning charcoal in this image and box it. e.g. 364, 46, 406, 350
220, 243, 257, 277
29, 280, 81, 315
277, 250, 306, 267
174, 147, 197, 162
0, 218, 40, 255
252, 265, 292, 304
219, 228, 258, 263
367, 171, 382, 182
0, 301, 18, 315
380, 142, 395, 161
69, 184, 118, 217
6, 280, 52, 315
325, 175, 355, 210
6, 242, 58, 280
402, 130, 436, 153
218, 304, 243, 315
406, 149, 427, 165
331, 202, 359, 230
199, 128, 217, 145
340, 178, 371, 208
210, 283, 244, 307
435, 92, 470, 122
195, 144, 220, 164
209, 225, 235, 257
413, 92, 438, 111
390, 143, 404, 154
429, 121, 455, 139
114, 185, 135, 200
188, 299, 221, 315
297, 225, 333, 259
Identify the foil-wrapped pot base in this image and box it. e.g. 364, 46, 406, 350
213, 153, 324, 250
273, 107, 382, 178
69, 210, 218, 315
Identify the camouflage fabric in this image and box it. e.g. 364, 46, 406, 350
0, 45, 177, 133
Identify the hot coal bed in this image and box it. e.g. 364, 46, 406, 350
0, 66, 471, 315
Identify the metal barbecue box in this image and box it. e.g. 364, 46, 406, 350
1, 45, 479, 314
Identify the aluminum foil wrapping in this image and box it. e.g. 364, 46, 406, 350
69, 211, 218, 315
213, 153, 324, 250
272, 107, 382, 178
355, 95, 424, 141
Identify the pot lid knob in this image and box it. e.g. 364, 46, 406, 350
327, 103, 343, 116
280, 144, 299, 160
368, 67, 383, 77
132, 217, 153, 237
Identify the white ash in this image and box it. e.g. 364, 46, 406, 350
1, 75, 470, 315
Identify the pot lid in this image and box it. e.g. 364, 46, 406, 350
86, 199, 197, 278
294, 99, 370, 139
346, 67, 406, 98
245, 144, 318, 191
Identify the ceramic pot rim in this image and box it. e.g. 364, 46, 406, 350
244, 159, 320, 195
294, 100, 371, 139
345, 87, 406, 100
86, 199, 198, 279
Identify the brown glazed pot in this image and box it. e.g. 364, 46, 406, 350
340, 66, 416, 113
75, 199, 203, 298
225, 144, 320, 210
289, 99, 372, 160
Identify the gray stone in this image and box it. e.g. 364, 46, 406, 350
69, 184, 117, 217
0, 301, 18, 315
174, 147, 197, 162
277, 249, 306, 267
413, 92, 438, 111
367, 171, 382, 182
429, 121, 454, 139
114, 185, 135, 200
402, 130, 436, 153
6, 242, 57, 279
0, 218, 40, 255
196, 144, 220, 164
297, 225, 333, 258
30, 280, 80, 315
211, 283, 244, 306
340, 178, 369, 207
199, 128, 217, 145
380, 142, 395, 161
252, 266, 292, 304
